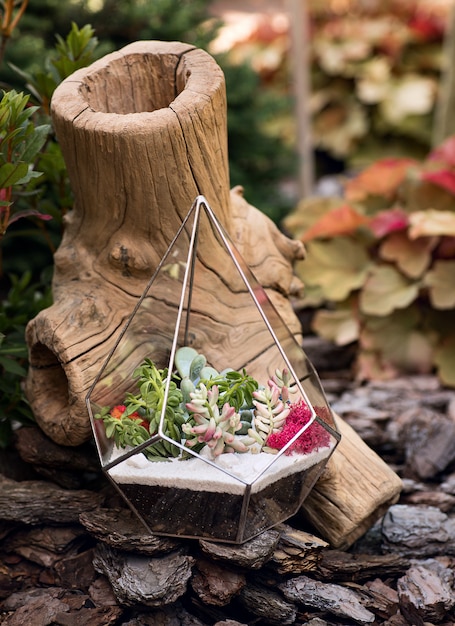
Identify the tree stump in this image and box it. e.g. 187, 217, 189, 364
24, 41, 304, 447
24, 40, 401, 548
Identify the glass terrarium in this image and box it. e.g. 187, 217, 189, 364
86, 196, 340, 544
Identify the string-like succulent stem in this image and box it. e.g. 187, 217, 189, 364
248, 369, 297, 451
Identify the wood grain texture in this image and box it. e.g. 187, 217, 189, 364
301, 416, 402, 549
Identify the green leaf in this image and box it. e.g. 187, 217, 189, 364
360, 308, 435, 374
0, 162, 29, 188
53, 23, 98, 81
199, 366, 218, 380
189, 354, 206, 381
312, 307, 360, 345
175, 346, 198, 378
0, 355, 26, 376
293, 264, 326, 307
298, 238, 371, 301
424, 261, 455, 309
105, 421, 116, 439
360, 265, 420, 316
16, 124, 50, 162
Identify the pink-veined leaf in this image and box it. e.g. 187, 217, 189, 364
359, 308, 435, 376
408, 15, 444, 42
426, 135, 455, 167
423, 260, 455, 309
359, 265, 419, 316
379, 231, 436, 278
367, 207, 409, 238
421, 170, 455, 195
296, 238, 371, 301
312, 307, 359, 346
283, 197, 343, 241
421, 135, 455, 195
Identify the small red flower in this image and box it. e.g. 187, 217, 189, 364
135, 418, 150, 432
110, 405, 148, 430
110, 405, 127, 419
266, 400, 331, 455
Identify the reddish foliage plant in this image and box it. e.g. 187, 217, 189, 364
266, 400, 331, 455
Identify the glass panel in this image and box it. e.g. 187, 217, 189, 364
86, 196, 340, 543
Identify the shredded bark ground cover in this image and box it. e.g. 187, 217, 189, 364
1, 340, 455, 625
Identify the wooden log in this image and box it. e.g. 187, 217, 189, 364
0, 475, 104, 525
22, 40, 401, 549
300, 417, 402, 549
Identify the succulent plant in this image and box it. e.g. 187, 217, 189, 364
174, 346, 258, 412
203, 368, 259, 412
95, 350, 321, 461
248, 369, 297, 452
182, 383, 252, 457
95, 358, 185, 461
174, 346, 216, 404
94, 404, 151, 449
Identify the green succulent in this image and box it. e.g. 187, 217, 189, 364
96, 349, 295, 460
174, 346, 258, 412
95, 358, 185, 461
182, 383, 252, 457
248, 369, 296, 452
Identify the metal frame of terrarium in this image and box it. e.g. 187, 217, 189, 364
86, 195, 341, 543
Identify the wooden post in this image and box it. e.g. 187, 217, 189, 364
24, 41, 401, 548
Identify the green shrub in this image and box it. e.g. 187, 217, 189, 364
0, 270, 52, 446
0, 23, 100, 447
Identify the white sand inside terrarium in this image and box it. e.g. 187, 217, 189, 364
107, 443, 334, 495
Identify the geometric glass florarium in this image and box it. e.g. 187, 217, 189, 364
86, 196, 340, 544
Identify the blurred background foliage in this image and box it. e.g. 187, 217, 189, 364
215, 0, 452, 175
211, 0, 455, 387
1, 0, 455, 447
